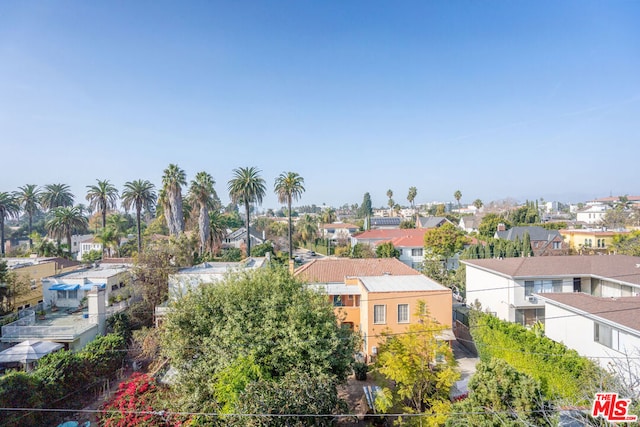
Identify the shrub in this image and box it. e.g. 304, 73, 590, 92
353, 362, 369, 381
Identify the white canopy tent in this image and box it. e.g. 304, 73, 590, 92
0, 340, 64, 370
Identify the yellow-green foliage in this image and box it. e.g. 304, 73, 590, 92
471, 312, 604, 403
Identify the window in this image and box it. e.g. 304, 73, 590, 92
594, 323, 613, 348
333, 295, 343, 307
553, 241, 561, 249
524, 280, 563, 296
374, 305, 386, 324
411, 248, 423, 257
68, 289, 77, 300
398, 304, 409, 323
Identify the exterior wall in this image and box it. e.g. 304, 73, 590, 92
465, 266, 515, 321
560, 229, 623, 253
78, 242, 103, 260
42, 270, 130, 309
12, 262, 79, 311
544, 303, 640, 374
361, 287, 452, 357
398, 247, 424, 269
576, 206, 608, 225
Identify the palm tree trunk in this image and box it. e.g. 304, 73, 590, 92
171, 192, 184, 235
66, 231, 72, 259
102, 207, 107, 229
136, 205, 142, 254
245, 200, 251, 257
287, 197, 293, 260
1, 216, 5, 256
28, 214, 33, 249
199, 204, 209, 256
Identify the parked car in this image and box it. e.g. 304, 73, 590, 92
309, 251, 316, 256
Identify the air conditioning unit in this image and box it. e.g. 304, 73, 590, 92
528, 296, 537, 303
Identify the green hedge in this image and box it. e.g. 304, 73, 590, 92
471, 312, 607, 402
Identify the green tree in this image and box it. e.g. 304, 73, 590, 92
611, 230, 640, 256
407, 186, 418, 209
447, 359, 549, 427
162, 163, 187, 236
478, 213, 505, 238
208, 210, 227, 256
320, 206, 336, 224
472, 199, 483, 210
454, 190, 462, 209
228, 166, 266, 257
15, 184, 42, 249
376, 241, 400, 258
40, 183, 74, 211
359, 192, 373, 219
296, 214, 318, 247
376, 302, 459, 424
161, 267, 359, 414
351, 242, 375, 258
0, 192, 20, 256
521, 231, 533, 256
274, 171, 305, 260
121, 179, 157, 254
423, 222, 470, 268
188, 171, 219, 255
400, 219, 416, 229
85, 179, 119, 229
44, 206, 88, 258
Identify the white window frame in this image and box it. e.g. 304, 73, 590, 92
398, 304, 409, 323
373, 304, 386, 324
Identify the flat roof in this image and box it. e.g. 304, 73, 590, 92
357, 275, 450, 293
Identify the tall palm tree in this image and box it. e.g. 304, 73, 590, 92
45, 206, 88, 258
0, 192, 20, 256
407, 186, 417, 209
321, 207, 336, 224
15, 184, 42, 249
86, 179, 119, 229
297, 214, 319, 247
188, 172, 219, 255
208, 210, 226, 256
454, 190, 462, 210
41, 183, 74, 211
121, 180, 157, 254
274, 171, 305, 260
228, 166, 266, 257
162, 164, 187, 236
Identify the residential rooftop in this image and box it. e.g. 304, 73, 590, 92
357, 275, 450, 293
461, 255, 640, 287
294, 257, 420, 283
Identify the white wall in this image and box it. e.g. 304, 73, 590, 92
545, 303, 640, 375
466, 266, 515, 321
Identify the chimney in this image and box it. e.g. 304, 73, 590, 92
87, 285, 106, 336
497, 223, 506, 232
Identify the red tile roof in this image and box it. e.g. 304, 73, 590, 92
354, 229, 428, 241
540, 292, 640, 332
294, 258, 420, 283
462, 255, 640, 286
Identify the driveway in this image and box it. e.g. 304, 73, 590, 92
451, 339, 479, 399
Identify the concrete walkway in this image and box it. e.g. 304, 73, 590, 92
451, 339, 479, 399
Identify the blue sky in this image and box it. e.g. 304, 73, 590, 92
1, 1, 639, 210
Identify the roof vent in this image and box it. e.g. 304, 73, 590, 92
383, 272, 391, 276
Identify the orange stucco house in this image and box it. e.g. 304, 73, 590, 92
295, 258, 453, 359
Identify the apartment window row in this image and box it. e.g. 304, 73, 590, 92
373, 303, 410, 324
594, 322, 621, 351
411, 248, 423, 257
524, 279, 562, 296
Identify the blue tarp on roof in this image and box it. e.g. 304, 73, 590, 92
80, 283, 106, 291
48, 284, 80, 291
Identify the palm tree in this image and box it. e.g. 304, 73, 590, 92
274, 171, 305, 260
15, 184, 41, 249
121, 179, 157, 254
106, 213, 130, 255
41, 183, 74, 211
454, 190, 462, 210
407, 186, 417, 209
86, 179, 119, 229
95, 226, 118, 258
188, 172, 219, 255
473, 199, 483, 210
208, 210, 226, 256
162, 164, 187, 236
297, 214, 319, 247
0, 192, 20, 256
45, 206, 88, 258
321, 207, 336, 224
228, 167, 266, 257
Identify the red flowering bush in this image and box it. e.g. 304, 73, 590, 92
100, 373, 185, 427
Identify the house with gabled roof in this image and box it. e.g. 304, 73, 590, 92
459, 215, 482, 234
537, 292, 640, 374
462, 255, 640, 326
319, 223, 360, 242
222, 227, 265, 250
295, 258, 452, 359
495, 225, 568, 256
416, 216, 451, 229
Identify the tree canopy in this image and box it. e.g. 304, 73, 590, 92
161, 267, 359, 419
